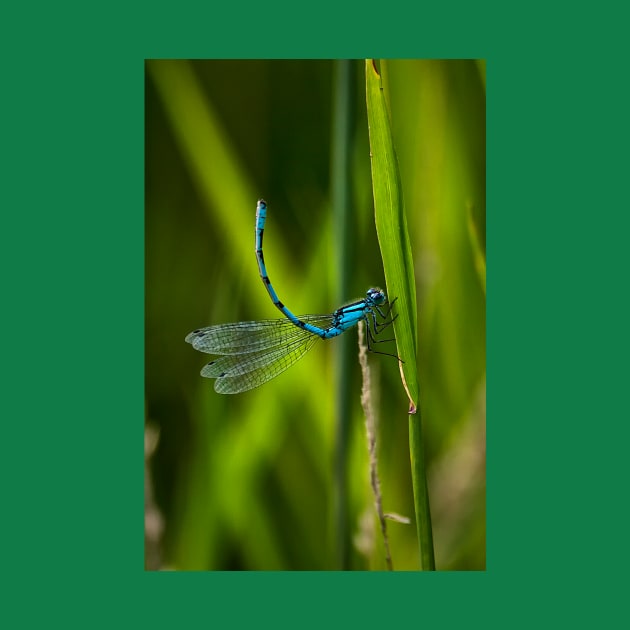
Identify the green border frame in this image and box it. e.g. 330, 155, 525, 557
5, 0, 625, 626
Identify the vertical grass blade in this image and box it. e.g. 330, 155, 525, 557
331, 59, 355, 570
365, 60, 418, 411
366, 59, 435, 570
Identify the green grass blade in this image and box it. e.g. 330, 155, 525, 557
331, 59, 355, 569
366, 59, 435, 570
365, 60, 419, 411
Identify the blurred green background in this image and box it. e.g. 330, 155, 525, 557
145, 59, 485, 571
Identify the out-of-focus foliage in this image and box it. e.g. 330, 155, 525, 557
145, 59, 485, 571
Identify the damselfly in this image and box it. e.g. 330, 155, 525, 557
185, 199, 397, 393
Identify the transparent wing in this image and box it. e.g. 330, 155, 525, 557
201, 331, 321, 394
185, 313, 337, 394
185, 314, 335, 354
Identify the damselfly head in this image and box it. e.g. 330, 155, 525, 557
366, 287, 386, 305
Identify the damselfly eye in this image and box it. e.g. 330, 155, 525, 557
366, 287, 386, 305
